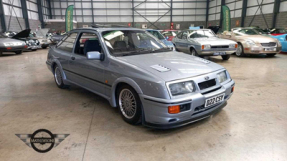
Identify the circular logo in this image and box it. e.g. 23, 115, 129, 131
30, 129, 55, 153
205, 76, 209, 80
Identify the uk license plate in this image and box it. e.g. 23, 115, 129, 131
213, 52, 226, 56
265, 48, 276, 51
205, 93, 225, 108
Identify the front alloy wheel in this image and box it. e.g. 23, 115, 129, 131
236, 44, 244, 57
191, 48, 198, 56
117, 85, 142, 125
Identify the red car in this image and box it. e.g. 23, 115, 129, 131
270, 28, 287, 36
161, 30, 179, 41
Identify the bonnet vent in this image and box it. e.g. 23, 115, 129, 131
150, 64, 171, 72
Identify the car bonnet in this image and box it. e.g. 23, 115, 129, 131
116, 51, 224, 82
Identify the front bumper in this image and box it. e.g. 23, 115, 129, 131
140, 79, 235, 129
198, 48, 237, 56
243, 46, 281, 54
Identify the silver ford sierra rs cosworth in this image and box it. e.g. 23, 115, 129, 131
46, 27, 235, 129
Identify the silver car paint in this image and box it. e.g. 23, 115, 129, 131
0, 38, 26, 52
46, 28, 234, 127
172, 29, 237, 55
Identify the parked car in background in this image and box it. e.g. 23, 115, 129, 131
34, 28, 51, 49
208, 26, 222, 34
146, 29, 175, 50
50, 34, 66, 44
12, 29, 38, 51
161, 29, 179, 41
46, 27, 235, 129
272, 34, 287, 52
270, 28, 287, 36
172, 29, 237, 60
0, 33, 27, 56
219, 28, 281, 57
3, 31, 17, 37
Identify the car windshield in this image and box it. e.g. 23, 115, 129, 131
190, 30, 216, 38
233, 29, 259, 35
102, 30, 170, 56
272, 29, 287, 33
147, 30, 165, 40
254, 28, 268, 34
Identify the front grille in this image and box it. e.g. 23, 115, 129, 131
198, 79, 216, 90
261, 42, 276, 47
211, 45, 229, 48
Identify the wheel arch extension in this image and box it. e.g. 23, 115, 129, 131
110, 77, 143, 107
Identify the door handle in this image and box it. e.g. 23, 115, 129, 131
71, 57, 75, 60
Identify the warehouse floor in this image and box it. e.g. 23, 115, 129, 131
0, 50, 286, 161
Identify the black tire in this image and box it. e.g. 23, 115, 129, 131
42, 46, 47, 49
235, 43, 245, 57
221, 55, 230, 60
31, 49, 37, 51
190, 48, 199, 56
15, 51, 23, 55
174, 44, 179, 51
116, 85, 142, 125
53, 65, 69, 89
0, 51, 2, 56
266, 54, 276, 57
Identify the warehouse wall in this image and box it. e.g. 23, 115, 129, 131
50, 0, 207, 30
276, 12, 287, 28
4, 15, 25, 32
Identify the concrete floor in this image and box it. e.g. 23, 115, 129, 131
0, 50, 287, 161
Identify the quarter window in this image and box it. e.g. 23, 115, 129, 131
57, 33, 78, 52
177, 32, 183, 39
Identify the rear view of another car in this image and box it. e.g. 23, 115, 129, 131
0, 33, 27, 56
146, 29, 175, 50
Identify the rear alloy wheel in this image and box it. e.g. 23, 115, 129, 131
221, 55, 230, 60
117, 85, 142, 125
15, 51, 22, 55
54, 65, 68, 89
190, 48, 198, 56
266, 54, 276, 57
236, 44, 245, 57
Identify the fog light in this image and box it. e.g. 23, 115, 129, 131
24, 45, 28, 48
7, 47, 12, 50
168, 105, 180, 114
231, 86, 235, 93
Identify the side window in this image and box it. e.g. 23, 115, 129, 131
190, 33, 196, 39
74, 32, 101, 56
177, 32, 183, 39
57, 33, 78, 52
182, 32, 188, 39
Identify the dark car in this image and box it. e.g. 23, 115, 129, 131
50, 34, 66, 44
12, 29, 39, 51
0, 33, 27, 56
208, 26, 222, 34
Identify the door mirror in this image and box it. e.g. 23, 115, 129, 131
87, 51, 102, 60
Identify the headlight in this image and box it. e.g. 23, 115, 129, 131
169, 81, 195, 96
201, 44, 211, 50
277, 40, 281, 46
26, 41, 29, 44
217, 71, 228, 83
245, 39, 256, 46
229, 44, 238, 48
